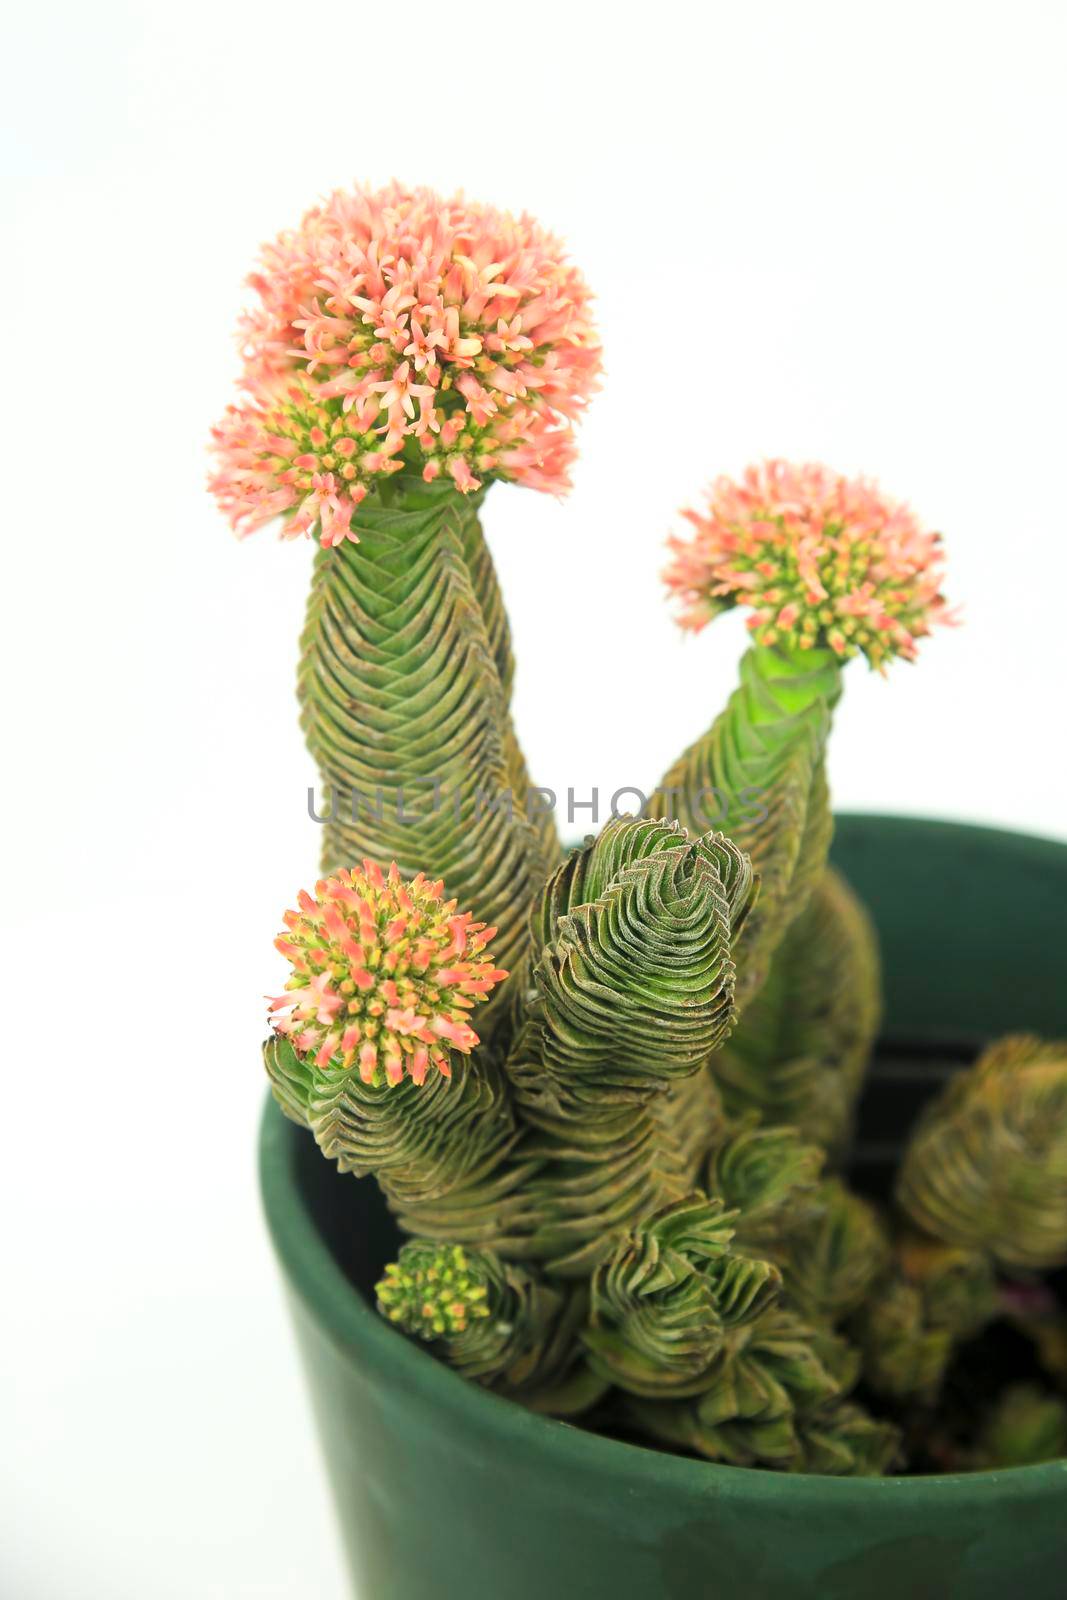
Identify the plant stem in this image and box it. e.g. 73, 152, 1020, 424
647, 642, 843, 1003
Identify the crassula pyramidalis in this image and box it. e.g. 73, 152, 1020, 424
217, 181, 1067, 1477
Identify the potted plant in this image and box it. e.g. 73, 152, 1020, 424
212, 181, 1067, 1599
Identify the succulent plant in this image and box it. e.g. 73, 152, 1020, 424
797, 1402, 902, 1477
375, 1240, 602, 1412
212, 182, 600, 1014
652, 460, 950, 1007
501, 819, 757, 1277
974, 1384, 1067, 1468
854, 1276, 957, 1402
713, 865, 881, 1151
704, 1119, 825, 1251
262, 860, 521, 1224
622, 1308, 867, 1470
781, 1178, 891, 1325
853, 1226, 998, 1406
215, 178, 1065, 1479
582, 1195, 781, 1395
893, 1232, 998, 1341
896, 1035, 1067, 1271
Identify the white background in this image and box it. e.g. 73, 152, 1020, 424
3, 2, 1066, 1594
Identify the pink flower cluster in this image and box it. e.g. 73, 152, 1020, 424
210, 183, 600, 546
664, 460, 951, 670
270, 860, 507, 1087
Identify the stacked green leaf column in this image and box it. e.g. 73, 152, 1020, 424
648, 644, 886, 1150
647, 643, 841, 1005
458, 503, 561, 878
298, 474, 554, 1016
375, 1239, 600, 1413
262, 1029, 528, 1230
714, 865, 881, 1152
501, 818, 758, 1276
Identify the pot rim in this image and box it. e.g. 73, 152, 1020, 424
259, 813, 1067, 1507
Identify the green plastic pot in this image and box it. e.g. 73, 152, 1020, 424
259, 815, 1067, 1600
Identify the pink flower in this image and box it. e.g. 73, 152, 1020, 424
270, 860, 508, 1087
210, 182, 601, 546
663, 460, 953, 670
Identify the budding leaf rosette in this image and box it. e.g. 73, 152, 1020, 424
210, 181, 601, 545
896, 1036, 1067, 1271
782, 1179, 891, 1325
375, 1241, 604, 1413
624, 1308, 862, 1471
705, 1120, 825, 1252
583, 1196, 781, 1396
270, 859, 507, 1087
377, 1241, 494, 1339
855, 1277, 956, 1402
